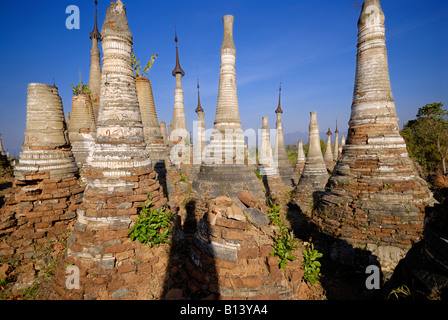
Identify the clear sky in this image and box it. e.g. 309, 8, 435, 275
0, 0, 447, 156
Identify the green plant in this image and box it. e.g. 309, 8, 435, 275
271, 231, 298, 270
132, 53, 158, 77
388, 285, 411, 300
267, 199, 298, 269
302, 242, 323, 286
254, 169, 264, 180
179, 170, 188, 183
71, 82, 91, 96
128, 193, 174, 248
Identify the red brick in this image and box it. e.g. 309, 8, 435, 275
104, 244, 131, 254
215, 217, 248, 230
238, 247, 259, 259
221, 229, 244, 242
118, 262, 136, 274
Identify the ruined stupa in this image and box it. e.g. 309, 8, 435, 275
192, 15, 262, 197
339, 134, 346, 157
89, 0, 102, 120
169, 32, 188, 144
15, 84, 79, 180
258, 116, 278, 177
315, 0, 435, 272
159, 120, 167, 145
53, 1, 169, 299
295, 138, 306, 176
135, 76, 166, 163
190, 79, 207, 179
0, 83, 83, 264
168, 31, 191, 166
323, 128, 334, 171
0, 136, 7, 166
333, 121, 340, 161
273, 85, 295, 185
67, 94, 96, 168
295, 111, 329, 195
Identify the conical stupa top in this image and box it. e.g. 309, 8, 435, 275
275, 83, 283, 114
172, 31, 185, 77
195, 79, 204, 113
89, 0, 102, 40
101, 0, 132, 42
335, 120, 339, 133
358, 0, 385, 29
326, 128, 332, 136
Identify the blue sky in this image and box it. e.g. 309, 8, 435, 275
0, 0, 447, 156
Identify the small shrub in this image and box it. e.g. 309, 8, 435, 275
128, 194, 174, 248
302, 243, 323, 286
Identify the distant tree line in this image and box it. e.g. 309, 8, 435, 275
401, 102, 448, 175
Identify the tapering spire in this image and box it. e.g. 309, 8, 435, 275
195, 78, 204, 113
172, 30, 185, 77
89, 0, 101, 41
335, 119, 339, 134
275, 82, 283, 114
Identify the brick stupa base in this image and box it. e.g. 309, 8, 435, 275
52, 167, 171, 300
185, 194, 321, 300
0, 171, 84, 280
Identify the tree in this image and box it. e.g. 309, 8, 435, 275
132, 53, 158, 78
401, 102, 448, 175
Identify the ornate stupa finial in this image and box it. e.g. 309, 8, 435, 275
195, 78, 204, 113
172, 29, 185, 77
335, 119, 339, 133
275, 82, 283, 113
89, 0, 101, 41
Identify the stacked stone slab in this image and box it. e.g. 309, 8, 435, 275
295, 139, 306, 176
0, 83, 83, 269
314, 0, 435, 273
258, 116, 278, 177
135, 76, 167, 163
295, 111, 329, 195
186, 195, 311, 299
68, 94, 96, 168
273, 87, 295, 186
15, 84, 79, 180
89, 0, 102, 121
52, 1, 169, 300
193, 15, 262, 197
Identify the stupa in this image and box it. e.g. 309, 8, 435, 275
89, 0, 102, 120
68, 94, 96, 167
192, 15, 262, 197
15, 84, 78, 180
273, 85, 295, 185
295, 111, 329, 195
56, 2, 169, 300
295, 138, 306, 176
135, 76, 166, 163
258, 116, 278, 177
315, 0, 435, 272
